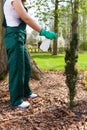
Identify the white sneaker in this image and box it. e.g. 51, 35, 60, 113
18, 101, 30, 108
29, 93, 37, 98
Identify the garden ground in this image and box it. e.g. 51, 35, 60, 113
0, 70, 87, 130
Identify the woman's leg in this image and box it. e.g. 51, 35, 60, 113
7, 40, 25, 106
24, 46, 32, 97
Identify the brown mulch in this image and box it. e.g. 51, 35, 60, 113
0, 70, 87, 130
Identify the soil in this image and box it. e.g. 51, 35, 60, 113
0, 70, 87, 130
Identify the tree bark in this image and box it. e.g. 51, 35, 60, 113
0, 0, 8, 80
53, 0, 58, 55
30, 55, 44, 80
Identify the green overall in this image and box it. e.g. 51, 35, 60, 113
3, 21, 32, 106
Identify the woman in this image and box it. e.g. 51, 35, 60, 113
3, 0, 57, 108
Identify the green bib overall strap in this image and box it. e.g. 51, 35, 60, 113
2, 15, 7, 28
2, 0, 7, 28
4, 19, 32, 107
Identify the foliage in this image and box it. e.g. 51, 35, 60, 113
27, 45, 33, 51
58, 47, 65, 53
65, 33, 79, 108
81, 71, 87, 90
79, 40, 87, 51
27, 30, 38, 45
26, 0, 53, 26
26, 0, 87, 53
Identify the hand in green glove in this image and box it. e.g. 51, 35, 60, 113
39, 28, 58, 40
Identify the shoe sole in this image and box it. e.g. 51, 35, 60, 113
11, 105, 30, 109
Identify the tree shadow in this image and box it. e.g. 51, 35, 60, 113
31, 54, 64, 59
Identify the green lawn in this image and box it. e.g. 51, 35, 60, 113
78, 52, 87, 70
31, 52, 87, 71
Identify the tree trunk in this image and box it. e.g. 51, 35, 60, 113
53, 0, 58, 55
30, 55, 44, 80
0, 44, 8, 80
0, 0, 3, 49
0, 0, 8, 80
71, 0, 78, 35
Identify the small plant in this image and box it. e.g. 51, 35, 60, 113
82, 71, 87, 90
65, 33, 78, 108
27, 45, 33, 51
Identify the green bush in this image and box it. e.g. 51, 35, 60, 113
58, 47, 65, 53
79, 40, 87, 51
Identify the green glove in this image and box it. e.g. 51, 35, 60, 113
39, 28, 58, 40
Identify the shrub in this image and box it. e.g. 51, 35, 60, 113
58, 47, 65, 53
79, 40, 87, 51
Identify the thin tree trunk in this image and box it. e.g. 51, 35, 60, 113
53, 0, 58, 55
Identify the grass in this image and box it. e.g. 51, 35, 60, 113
78, 52, 87, 71
31, 52, 87, 71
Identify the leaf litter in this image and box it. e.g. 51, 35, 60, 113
0, 70, 87, 130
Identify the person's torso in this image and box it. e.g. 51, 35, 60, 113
3, 0, 21, 27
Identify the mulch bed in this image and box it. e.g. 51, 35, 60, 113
0, 70, 87, 130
